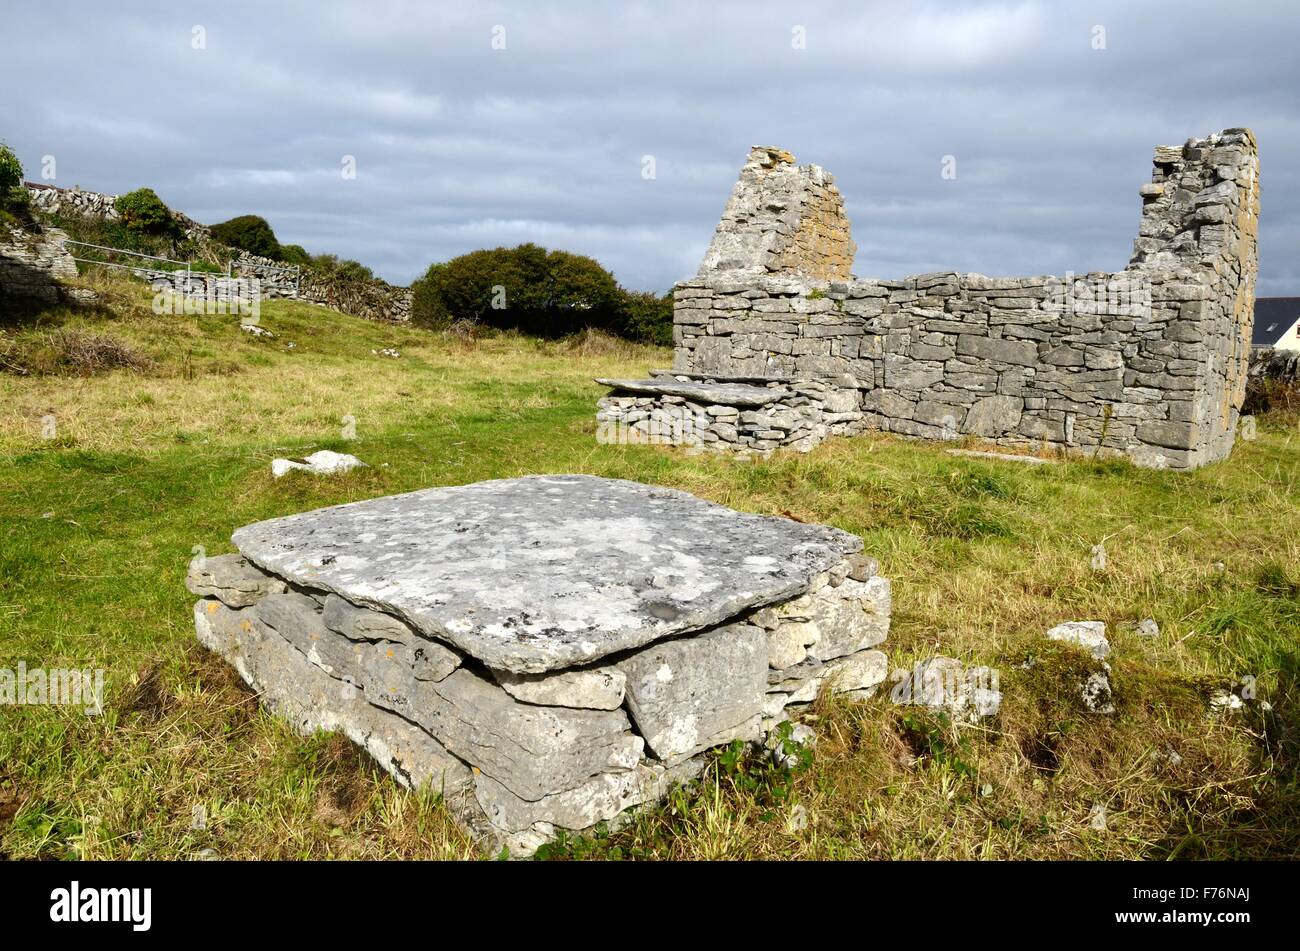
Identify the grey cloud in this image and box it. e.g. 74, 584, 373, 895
1, 0, 1296, 293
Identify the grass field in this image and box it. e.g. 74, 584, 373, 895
2, 271, 1298, 860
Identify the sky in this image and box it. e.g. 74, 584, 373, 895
2, 1, 1297, 294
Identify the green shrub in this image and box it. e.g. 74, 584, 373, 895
115, 188, 175, 236
0, 143, 28, 216
210, 214, 282, 259
410, 263, 452, 330
279, 243, 311, 266
411, 243, 627, 338
309, 253, 375, 283
616, 289, 673, 345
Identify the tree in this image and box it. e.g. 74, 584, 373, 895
310, 254, 375, 282
616, 289, 674, 346
116, 188, 175, 236
0, 143, 28, 214
279, 243, 311, 266
410, 243, 627, 337
210, 214, 282, 259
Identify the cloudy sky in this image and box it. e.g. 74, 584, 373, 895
2, 1, 1297, 294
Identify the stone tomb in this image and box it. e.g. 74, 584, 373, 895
190, 475, 890, 855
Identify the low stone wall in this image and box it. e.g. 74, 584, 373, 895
298, 270, 413, 323
26, 183, 122, 221
641, 130, 1261, 470
0, 226, 93, 307
596, 374, 865, 455
191, 475, 890, 856
23, 182, 413, 322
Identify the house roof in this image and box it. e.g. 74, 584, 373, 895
1254, 298, 1300, 347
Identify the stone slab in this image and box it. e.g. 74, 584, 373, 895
231, 475, 861, 673
596, 378, 791, 407
186, 553, 286, 608
617, 621, 768, 763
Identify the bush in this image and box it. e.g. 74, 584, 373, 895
279, 244, 311, 266
210, 215, 282, 259
0, 143, 29, 217
0, 328, 153, 377
411, 243, 628, 338
616, 289, 673, 346
309, 253, 375, 283
115, 188, 175, 237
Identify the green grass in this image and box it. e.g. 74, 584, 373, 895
2, 271, 1298, 859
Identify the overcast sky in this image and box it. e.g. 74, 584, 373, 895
2, 1, 1297, 294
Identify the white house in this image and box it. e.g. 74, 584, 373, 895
1254, 298, 1300, 351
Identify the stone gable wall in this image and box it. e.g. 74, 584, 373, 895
670, 131, 1259, 469
697, 146, 855, 282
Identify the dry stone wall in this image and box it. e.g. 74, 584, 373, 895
649, 130, 1261, 469
18, 182, 413, 322
0, 226, 93, 308
595, 374, 866, 456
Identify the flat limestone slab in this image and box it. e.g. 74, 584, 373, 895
595, 378, 790, 407
231, 475, 860, 673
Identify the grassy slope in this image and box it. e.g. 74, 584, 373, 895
1, 272, 1298, 860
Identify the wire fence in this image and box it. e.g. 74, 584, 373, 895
62, 239, 300, 294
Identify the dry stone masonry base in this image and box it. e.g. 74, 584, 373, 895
601, 130, 1259, 469
595, 372, 865, 456
191, 475, 890, 856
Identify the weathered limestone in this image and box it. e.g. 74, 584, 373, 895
194, 475, 892, 855
492, 665, 626, 710
186, 553, 287, 608
1045, 620, 1111, 660
596, 373, 866, 456
230, 475, 861, 673
0, 226, 92, 306
698, 146, 855, 282
617, 622, 768, 763
601, 132, 1260, 469
888, 657, 1002, 723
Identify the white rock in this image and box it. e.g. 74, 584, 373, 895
1209, 688, 1244, 712
271, 450, 368, 479
1081, 668, 1116, 713
1087, 802, 1107, 831
1046, 620, 1110, 660
889, 657, 1001, 723
1134, 618, 1160, 637
786, 803, 808, 832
